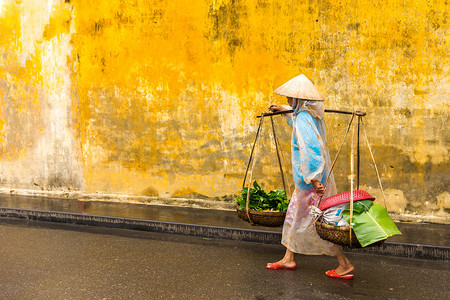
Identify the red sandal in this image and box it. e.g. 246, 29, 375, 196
325, 269, 354, 279
266, 262, 297, 270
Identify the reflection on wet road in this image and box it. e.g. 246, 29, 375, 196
0, 219, 448, 300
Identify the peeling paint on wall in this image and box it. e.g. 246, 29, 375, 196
0, 0, 83, 189
0, 0, 448, 220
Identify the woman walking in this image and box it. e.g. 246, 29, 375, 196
266, 74, 354, 279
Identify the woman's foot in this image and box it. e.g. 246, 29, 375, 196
266, 259, 296, 269
333, 264, 354, 276
333, 254, 354, 275
267, 248, 296, 269
325, 263, 354, 279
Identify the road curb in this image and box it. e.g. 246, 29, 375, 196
0, 207, 448, 261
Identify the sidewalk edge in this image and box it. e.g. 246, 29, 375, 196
0, 207, 448, 261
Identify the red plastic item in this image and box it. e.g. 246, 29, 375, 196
318, 190, 375, 211
325, 269, 354, 280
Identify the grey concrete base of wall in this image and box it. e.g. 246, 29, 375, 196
0, 207, 448, 262
2, 189, 449, 225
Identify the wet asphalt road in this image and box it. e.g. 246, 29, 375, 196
0, 218, 448, 300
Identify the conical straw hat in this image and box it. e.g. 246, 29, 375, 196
273, 74, 325, 101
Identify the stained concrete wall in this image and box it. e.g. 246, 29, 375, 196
0, 0, 448, 221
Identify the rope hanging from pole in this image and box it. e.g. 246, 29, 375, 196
317, 113, 355, 207
270, 115, 288, 197
361, 118, 389, 211
242, 113, 291, 225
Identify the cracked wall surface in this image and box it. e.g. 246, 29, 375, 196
0, 0, 448, 220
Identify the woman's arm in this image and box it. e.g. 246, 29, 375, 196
293, 112, 326, 187
269, 104, 293, 127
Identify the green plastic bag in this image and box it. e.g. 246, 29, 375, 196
342, 200, 402, 247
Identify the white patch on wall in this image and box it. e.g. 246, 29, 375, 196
360, 186, 407, 214
437, 191, 450, 215
0, 0, 8, 15
19, 0, 52, 65
216, 88, 243, 137
0, 0, 84, 190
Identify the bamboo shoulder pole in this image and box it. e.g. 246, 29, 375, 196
257, 109, 367, 118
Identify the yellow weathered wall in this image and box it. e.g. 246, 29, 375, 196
0, 0, 448, 219
0, 0, 83, 189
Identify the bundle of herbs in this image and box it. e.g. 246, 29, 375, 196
235, 181, 290, 213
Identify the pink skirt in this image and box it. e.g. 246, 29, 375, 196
281, 188, 343, 256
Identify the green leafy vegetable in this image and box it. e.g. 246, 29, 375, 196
350, 199, 374, 214
234, 181, 290, 212
342, 202, 402, 247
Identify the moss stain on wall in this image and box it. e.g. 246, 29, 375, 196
0, 0, 448, 219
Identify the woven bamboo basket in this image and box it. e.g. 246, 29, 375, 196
236, 114, 289, 228
314, 216, 385, 248
236, 205, 286, 227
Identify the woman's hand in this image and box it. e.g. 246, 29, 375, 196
268, 104, 284, 113
311, 180, 326, 197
